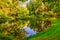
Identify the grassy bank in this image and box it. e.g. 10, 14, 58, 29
25, 18, 60, 40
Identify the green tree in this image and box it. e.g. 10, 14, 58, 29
27, 0, 56, 31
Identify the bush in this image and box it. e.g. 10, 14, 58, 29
0, 33, 13, 40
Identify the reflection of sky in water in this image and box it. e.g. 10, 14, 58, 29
20, 26, 36, 37
25, 26, 36, 37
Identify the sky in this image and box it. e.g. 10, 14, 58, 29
18, 0, 30, 7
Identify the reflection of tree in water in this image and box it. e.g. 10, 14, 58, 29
30, 18, 51, 33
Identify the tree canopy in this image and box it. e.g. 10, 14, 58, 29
0, 0, 60, 40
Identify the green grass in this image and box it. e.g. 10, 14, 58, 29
25, 18, 60, 40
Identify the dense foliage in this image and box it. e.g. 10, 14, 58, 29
0, 0, 60, 40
